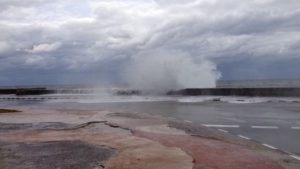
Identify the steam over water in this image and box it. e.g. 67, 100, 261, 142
125, 50, 221, 92
1, 79, 300, 105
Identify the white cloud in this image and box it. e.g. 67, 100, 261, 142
26, 42, 62, 53
0, 0, 300, 85
0, 41, 10, 54
0, 0, 58, 11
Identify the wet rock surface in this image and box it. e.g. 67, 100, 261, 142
168, 120, 226, 139
168, 120, 262, 149
106, 112, 149, 119
0, 107, 299, 169
108, 113, 299, 169
0, 122, 76, 132
134, 131, 283, 169
0, 140, 115, 169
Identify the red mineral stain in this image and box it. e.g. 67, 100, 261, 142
134, 130, 283, 169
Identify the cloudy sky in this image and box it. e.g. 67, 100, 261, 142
0, 0, 300, 87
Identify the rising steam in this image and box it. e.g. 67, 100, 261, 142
125, 50, 221, 92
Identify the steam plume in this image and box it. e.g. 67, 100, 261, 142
125, 50, 221, 92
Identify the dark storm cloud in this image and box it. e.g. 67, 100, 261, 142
0, 0, 299, 86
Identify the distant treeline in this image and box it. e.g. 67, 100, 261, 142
167, 88, 300, 97
1, 87, 300, 97
0, 88, 55, 95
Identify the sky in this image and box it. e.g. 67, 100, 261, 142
0, 0, 300, 88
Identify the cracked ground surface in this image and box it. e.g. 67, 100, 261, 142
0, 107, 299, 169
0, 140, 115, 169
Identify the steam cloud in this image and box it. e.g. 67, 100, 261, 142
125, 50, 221, 91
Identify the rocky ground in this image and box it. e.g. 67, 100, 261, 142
0, 107, 299, 169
